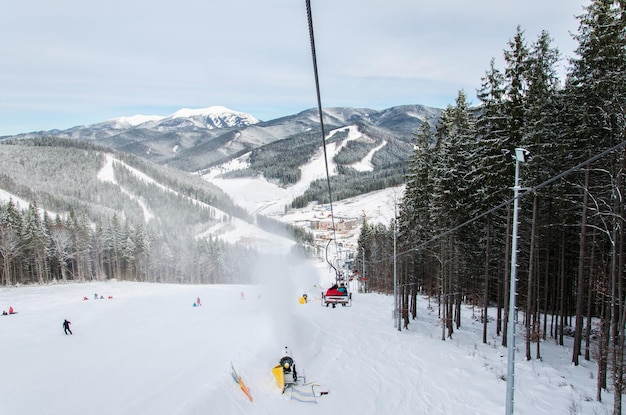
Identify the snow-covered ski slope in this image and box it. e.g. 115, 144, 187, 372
0, 256, 612, 415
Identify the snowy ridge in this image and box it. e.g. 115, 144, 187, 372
205, 125, 388, 217
203, 124, 403, 259
109, 114, 164, 128
102, 105, 259, 130
97, 155, 155, 223
0, 189, 34, 211
96, 154, 295, 252
0, 188, 63, 220
166, 105, 260, 129
170, 105, 257, 121
6, 104, 438, 174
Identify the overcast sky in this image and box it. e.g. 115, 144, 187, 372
0, 0, 587, 136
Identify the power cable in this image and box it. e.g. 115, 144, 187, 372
306, 0, 340, 277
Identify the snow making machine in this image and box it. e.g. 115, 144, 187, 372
271, 347, 330, 402
272, 347, 300, 393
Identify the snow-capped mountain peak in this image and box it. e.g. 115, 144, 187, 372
110, 114, 165, 128
166, 106, 260, 129
170, 106, 240, 119
102, 106, 259, 131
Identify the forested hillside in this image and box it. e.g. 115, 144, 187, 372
356, 2, 626, 412
0, 106, 432, 290
0, 137, 264, 286
3, 105, 440, 207
223, 122, 414, 205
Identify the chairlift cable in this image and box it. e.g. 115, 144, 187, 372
306, 0, 340, 278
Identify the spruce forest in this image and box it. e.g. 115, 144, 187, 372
355, 1, 626, 410
0, 138, 260, 287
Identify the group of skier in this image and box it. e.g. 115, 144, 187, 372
83, 293, 113, 300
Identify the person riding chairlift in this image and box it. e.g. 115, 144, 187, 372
325, 284, 341, 296
326, 283, 347, 297
337, 283, 348, 295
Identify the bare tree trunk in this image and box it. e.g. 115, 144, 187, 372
542, 236, 549, 341
558, 228, 566, 346
448, 237, 455, 338
534, 219, 542, 360
597, 297, 610, 401
411, 255, 418, 320
584, 232, 597, 361
584, 279, 594, 362
400, 259, 409, 331
440, 240, 446, 341
526, 195, 538, 361
573, 165, 590, 365
611, 160, 625, 414
483, 218, 490, 344
535, 264, 541, 360
609, 210, 619, 408
454, 237, 461, 331
502, 205, 512, 347
497, 253, 503, 337
402, 286, 410, 331
615, 295, 626, 414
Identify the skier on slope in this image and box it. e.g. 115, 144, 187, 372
63, 319, 72, 335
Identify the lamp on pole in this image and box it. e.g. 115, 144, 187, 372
503, 147, 529, 415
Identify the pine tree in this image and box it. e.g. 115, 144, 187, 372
504, 26, 530, 147
522, 30, 564, 362
48, 217, 72, 283
427, 91, 479, 338
566, 0, 626, 408
476, 58, 512, 340
0, 200, 23, 286
21, 202, 50, 284
398, 118, 435, 293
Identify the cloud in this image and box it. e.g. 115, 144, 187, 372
0, 0, 585, 135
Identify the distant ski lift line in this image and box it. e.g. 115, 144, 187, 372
371, 140, 626, 265
306, 0, 340, 277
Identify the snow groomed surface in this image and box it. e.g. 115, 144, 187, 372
0, 272, 613, 415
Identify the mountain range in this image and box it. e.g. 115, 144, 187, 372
0, 104, 441, 258
3, 104, 441, 173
